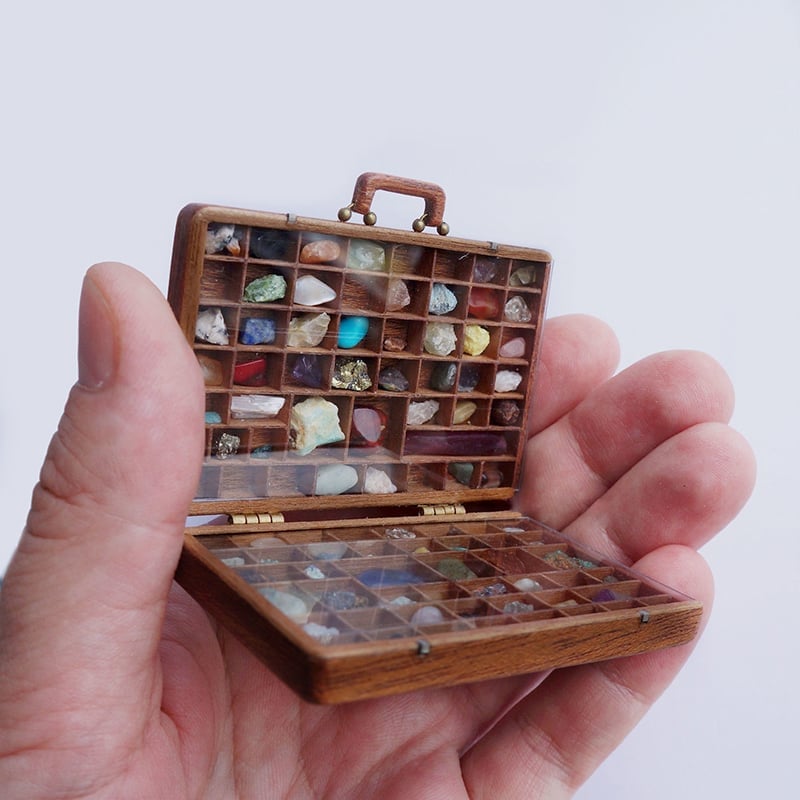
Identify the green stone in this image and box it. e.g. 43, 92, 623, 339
243, 274, 287, 303
436, 557, 477, 581
448, 462, 474, 486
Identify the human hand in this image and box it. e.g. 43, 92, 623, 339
0, 262, 755, 799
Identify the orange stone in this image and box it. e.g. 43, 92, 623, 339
300, 240, 341, 264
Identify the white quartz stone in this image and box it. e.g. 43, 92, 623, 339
195, 308, 229, 345
363, 466, 397, 494
494, 370, 523, 392
293, 274, 337, 306
230, 394, 285, 419
407, 399, 439, 425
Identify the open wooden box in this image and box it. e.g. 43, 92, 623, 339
168, 173, 702, 704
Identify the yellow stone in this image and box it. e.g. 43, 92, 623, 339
463, 324, 490, 356
453, 400, 478, 424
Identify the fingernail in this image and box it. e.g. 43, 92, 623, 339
78, 272, 116, 389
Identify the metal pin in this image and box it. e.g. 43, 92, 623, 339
417, 639, 431, 656
639, 610, 650, 624
286, 213, 297, 224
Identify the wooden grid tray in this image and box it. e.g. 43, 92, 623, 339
168, 174, 702, 703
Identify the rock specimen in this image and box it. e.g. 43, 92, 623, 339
243, 274, 287, 303
492, 399, 521, 426
300, 240, 341, 264
436, 558, 477, 581
448, 462, 474, 486
509, 266, 535, 286
385, 527, 415, 539
197, 354, 223, 386
303, 565, 326, 580
405, 431, 507, 456
332, 358, 372, 391
357, 568, 424, 587
293, 274, 336, 306
240, 317, 276, 345
473, 582, 507, 597
234, 357, 267, 386
542, 550, 597, 570
378, 366, 409, 391
428, 283, 457, 315
215, 432, 240, 459
314, 464, 359, 495
259, 588, 310, 622
287, 312, 330, 348
513, 577, 543, 592
382, 335, 407, 352
364, 466, 397, 494
430, 362, 457, 392
504, 295, 532, 323
251, 445, 272, 459
290, 397, 345, 455
291, 354, 325, 388
307, 542, 349, 560
196, 308, 229, 345
302, 622, 340, 643
423, 322, 457, 356
410, 606, 445, 626
351, 407, 387, 446
407, 399, 439, 425
453, 400, 477, 424
337, 316, 369, 348
468, 287, 500, 319
458, 365, 480, 392
463, 325, 490, 356
494, 370, 523, 392
230, 394, 285, 419
499, 337, 526, 358
205, 411, 222, 424
386, 278, 411, 311
205, 223, 240, 256
347, 240, 386, 271
503, 601, 534, 614
473, 258, 499, 283
250, 229, 293, 260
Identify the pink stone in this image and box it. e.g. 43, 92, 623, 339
351, 407, 387, 447
300, 240, 341, 264
386, 278, 411, 311
499, 337, 526, 358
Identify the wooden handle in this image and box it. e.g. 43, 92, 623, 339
349, 172, 447, 229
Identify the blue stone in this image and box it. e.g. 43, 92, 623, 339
205, 411, 222, 424
240, 317, 276, 345
251, 445, 273, 459
357, 568, 425, 587
338, 316, 369, 348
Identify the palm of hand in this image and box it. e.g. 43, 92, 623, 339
0, 264, 754, 799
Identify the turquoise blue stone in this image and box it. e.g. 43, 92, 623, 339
205, 411, 222, 424
338, 316, 369, 348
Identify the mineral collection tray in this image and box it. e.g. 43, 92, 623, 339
168, 173, 702, 704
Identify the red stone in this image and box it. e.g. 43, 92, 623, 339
351, 407, 387, 447
468, 287, 501, 320
234, 357, 267, 386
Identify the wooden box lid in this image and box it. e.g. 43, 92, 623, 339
167, 174, 552, 519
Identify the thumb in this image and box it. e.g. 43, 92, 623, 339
0, 262, 204, 745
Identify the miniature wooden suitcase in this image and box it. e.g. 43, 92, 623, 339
168, 173, 702, 704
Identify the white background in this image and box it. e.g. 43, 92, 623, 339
1, 2, 797, 797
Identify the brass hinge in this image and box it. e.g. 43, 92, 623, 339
418, 503, 466, 517
229, 512, 285, 525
